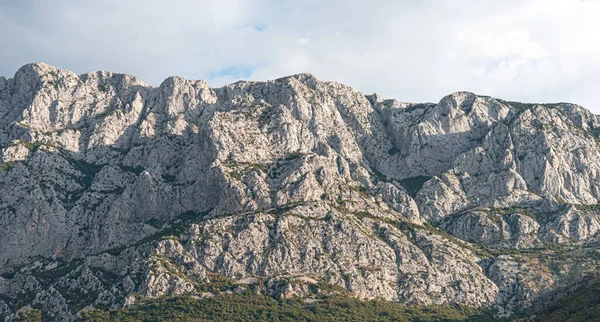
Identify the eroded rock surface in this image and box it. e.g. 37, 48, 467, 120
1, 63, 600, 320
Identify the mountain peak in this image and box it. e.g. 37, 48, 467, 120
12, 62, 61, 83
1, 64, 600, 320
17, 61, 58, 73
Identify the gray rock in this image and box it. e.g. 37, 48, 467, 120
1, 63, 600, 320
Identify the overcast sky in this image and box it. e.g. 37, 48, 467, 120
1, 0, 599, 112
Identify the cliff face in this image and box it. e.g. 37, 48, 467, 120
1, 63, 600, 320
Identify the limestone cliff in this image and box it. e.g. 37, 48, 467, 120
1, 63, 599, 320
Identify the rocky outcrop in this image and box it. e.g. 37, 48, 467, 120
1, 63, 600, 320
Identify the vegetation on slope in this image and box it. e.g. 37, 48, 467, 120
78, 294, 501, 322
533, 280, 600, 322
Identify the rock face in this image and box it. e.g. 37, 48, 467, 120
1, 63, 600, 320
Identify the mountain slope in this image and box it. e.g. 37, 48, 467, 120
531, 278, 600, 321
1, 63, 599, 321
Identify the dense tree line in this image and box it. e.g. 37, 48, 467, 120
78, 293, 500, 322
533, 281, 600, 322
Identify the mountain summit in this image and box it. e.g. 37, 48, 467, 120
1, 63, 600, 320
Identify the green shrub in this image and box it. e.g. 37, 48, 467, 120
15, 308, 42, 322
77, 293, 501, 322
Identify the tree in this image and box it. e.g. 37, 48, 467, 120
15, 308, 42, 322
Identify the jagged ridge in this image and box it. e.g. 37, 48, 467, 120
1, 63, 600, 321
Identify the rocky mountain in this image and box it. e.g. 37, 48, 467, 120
1, 62, 599, 321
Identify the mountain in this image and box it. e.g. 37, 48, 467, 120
1, 62, 599, 321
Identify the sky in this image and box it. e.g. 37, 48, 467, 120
1, 0, 599, 113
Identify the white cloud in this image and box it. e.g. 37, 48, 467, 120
296, 38, 311, 46
1, 0, 599, 112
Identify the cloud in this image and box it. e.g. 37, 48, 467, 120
1, 0, 599, 112
296, 38, 311, 46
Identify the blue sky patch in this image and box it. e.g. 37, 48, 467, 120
205, 65, 254, 80
250, 24, 268, 32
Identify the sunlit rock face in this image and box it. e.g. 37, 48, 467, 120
1, 63, 600, 321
